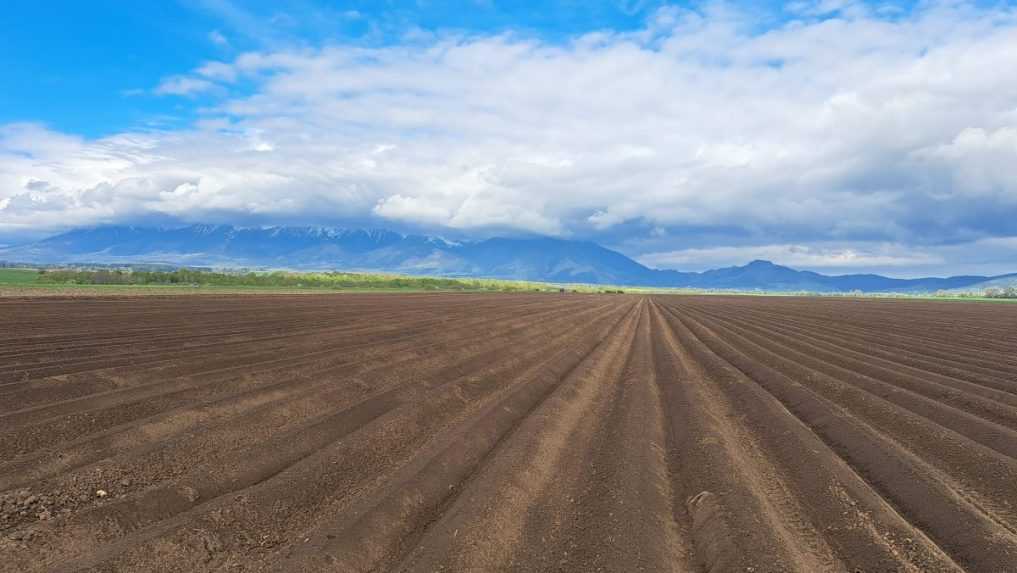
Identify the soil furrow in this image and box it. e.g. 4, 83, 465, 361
3, 293, 1016, 572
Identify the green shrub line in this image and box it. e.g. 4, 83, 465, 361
33, 268, 539, 291
21, 267, 635, 294
2, 266, 1014, 300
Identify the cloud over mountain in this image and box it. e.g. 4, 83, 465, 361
2, 2, 1017, 274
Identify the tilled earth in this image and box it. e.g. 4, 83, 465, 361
2, 293, 1017, 572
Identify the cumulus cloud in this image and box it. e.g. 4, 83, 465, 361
3, 1, 1017, 273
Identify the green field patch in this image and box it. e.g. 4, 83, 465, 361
0, 268, 43, 285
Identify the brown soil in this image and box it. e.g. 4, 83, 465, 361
1, 293, 1016, 572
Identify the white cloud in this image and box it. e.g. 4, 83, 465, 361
638, 238, 1017, 278
912, 126, 1017, 200
196, 61, 238, 82
209, 29, 230, 46
3, 2, 1017, 274
373, 195, 451, 225
153, 76, 217, 96
638, 243, 946, 272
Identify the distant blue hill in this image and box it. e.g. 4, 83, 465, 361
0, 224, 1009, 292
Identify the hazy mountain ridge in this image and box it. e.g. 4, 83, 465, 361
0, 225, 1010, 292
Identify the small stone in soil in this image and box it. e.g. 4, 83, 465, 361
180, 486, 200, 503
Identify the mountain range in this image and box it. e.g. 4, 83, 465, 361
1, 224, 1014, 293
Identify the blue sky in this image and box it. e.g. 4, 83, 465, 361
1, 0, 701, 136
2, 1, 1017, 276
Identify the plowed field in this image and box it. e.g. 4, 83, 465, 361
2, 294, 1017, 572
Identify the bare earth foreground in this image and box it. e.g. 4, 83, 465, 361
2, 294, 1017, 572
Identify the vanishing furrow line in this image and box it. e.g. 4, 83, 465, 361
394, 300, 685, 572
0, 300, 613, 483
0, 301, 537, 384
723, 300, 1017, 360
734, 305, 1017, 377
664, 298, 1017, 571
44, 300, 637, 573
0, 299, 587, 426
701, 304, 1017, 394
7, 301, 635, 572
276, 300, 643, 573
655, 299, 965, 572
0, 296, 559, 363
0, 294, 559, 373
686, 304, 1017, 437
0, 298, 582, 411
650, 300, 843, 572
675, 302, 1017, 533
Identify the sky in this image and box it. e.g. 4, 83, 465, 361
2, 0, 1017, 277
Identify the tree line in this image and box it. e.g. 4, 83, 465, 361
984, 286, 1017, 299
35, 268, 553, 292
